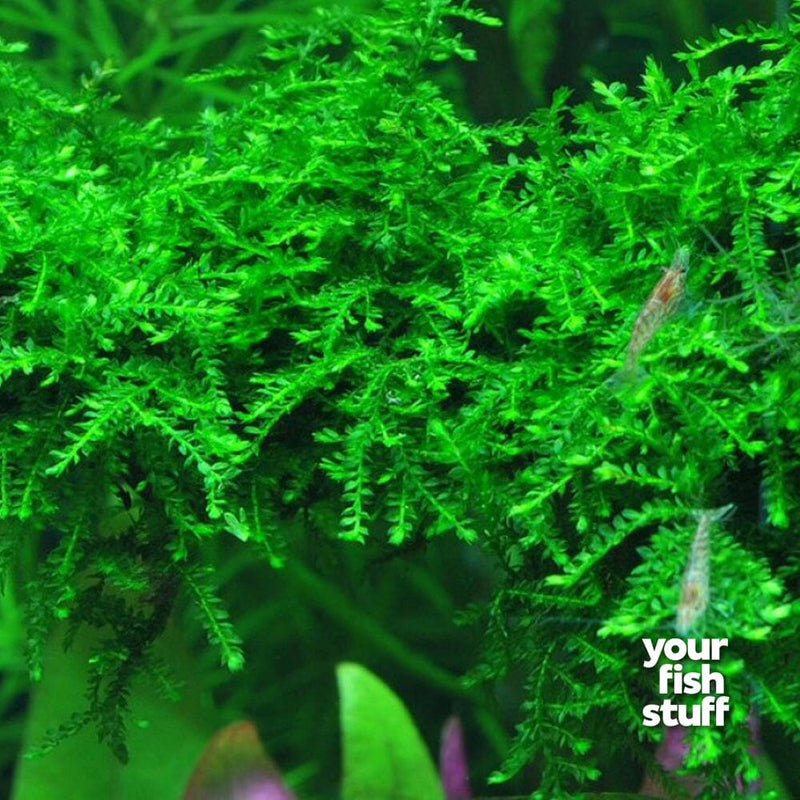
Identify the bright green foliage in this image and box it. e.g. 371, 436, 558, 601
1, 0, 800, 795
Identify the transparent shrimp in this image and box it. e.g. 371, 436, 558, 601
624, 247, 690, 373
675, 503, 735, 636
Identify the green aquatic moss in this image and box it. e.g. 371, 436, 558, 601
1, 1, 799, 794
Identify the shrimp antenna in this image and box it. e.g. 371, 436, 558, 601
699, 224, 727, 255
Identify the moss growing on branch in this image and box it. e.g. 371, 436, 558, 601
1, 2, 799, 794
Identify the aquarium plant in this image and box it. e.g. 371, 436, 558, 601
1, 0, 800, 797
183, 665, 473, 800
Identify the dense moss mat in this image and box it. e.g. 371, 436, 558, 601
1, 1, 800, 796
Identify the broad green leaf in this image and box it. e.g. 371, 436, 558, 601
337, 663, 444, 800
